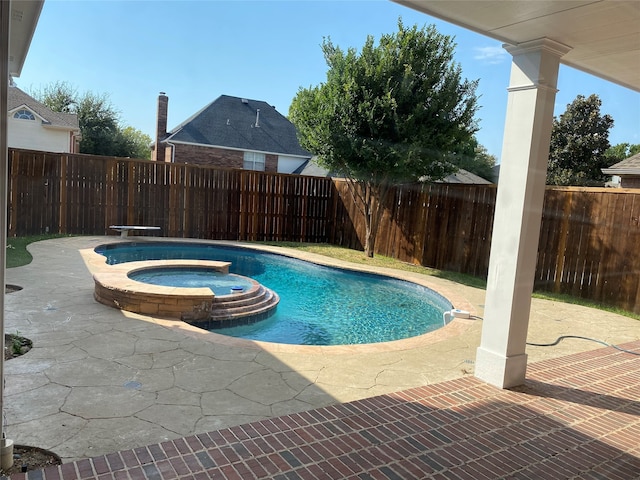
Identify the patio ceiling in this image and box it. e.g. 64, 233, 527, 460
8, 0, 43, 77
394, 0, 640, 92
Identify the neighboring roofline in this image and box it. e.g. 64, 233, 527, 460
165, 95, 226, 138
602, 168, 640, 175
602, 153, 640, 176
8, 104, 80, 133
163, 139, 312, 159
9, 86, 80, 129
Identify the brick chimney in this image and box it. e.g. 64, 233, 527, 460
153, 92, 169, 162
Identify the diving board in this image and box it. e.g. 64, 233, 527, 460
109, 225, 161, 238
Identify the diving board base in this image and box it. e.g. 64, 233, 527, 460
109, 225, 161, 238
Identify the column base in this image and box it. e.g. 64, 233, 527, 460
475, 347, 528, 388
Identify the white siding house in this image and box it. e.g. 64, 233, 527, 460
277, 155, 308, 174
8, 85, 80, 153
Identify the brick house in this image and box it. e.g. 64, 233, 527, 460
8, 84, 80, 153
152, 93, 312, 173
602, 152, 640, 188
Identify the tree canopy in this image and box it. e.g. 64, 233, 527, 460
604, 142, 640, 165
34, 81, 76, 113
451, 138, 497, 181
546, 94, 614, 186
31, 81, 151, 159
289, 20, 479, 256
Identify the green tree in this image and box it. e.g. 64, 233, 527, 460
451, 138, 497, 181
32, 80, 77, 113
116, 126, 152, 159
546, 94, 614, 186
604, 143, 640, 165
75, 91, 120, 156
289, 20, 479, 257
31, 82, 150, 158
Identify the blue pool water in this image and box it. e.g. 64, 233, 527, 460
129, 268, 254, 297
96, 242, 452, 346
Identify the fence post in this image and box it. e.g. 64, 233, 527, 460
7, 150, 15, 238
59, 154, 67, 234
127, 161, 135, 225
239, 170, 247, 240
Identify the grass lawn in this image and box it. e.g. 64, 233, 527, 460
4, 236, 638, 321
6, 234, 71, 268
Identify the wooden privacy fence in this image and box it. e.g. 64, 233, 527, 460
335, 181, 640, 314
8, 149, 339, 242
536, 187, 640, 313
7, 148, 640, 314
332, 182, 497, 278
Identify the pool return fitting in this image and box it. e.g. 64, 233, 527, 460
442, 308, 471, 325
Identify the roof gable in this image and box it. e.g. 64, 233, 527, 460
166, 95, 311, 158
9, 104, 47, 122
8, 86, 79, 130
602, 152, 640, 175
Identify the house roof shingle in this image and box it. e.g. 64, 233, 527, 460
8, 85, 79, 130
602, 152, 640, 175
441, 169, 492, 185
165, 95, 312, 158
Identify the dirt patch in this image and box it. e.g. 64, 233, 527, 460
4, 333, 32, 360
5, 286, 30, 360
0, 445, 62, 476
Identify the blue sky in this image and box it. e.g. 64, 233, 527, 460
15, 0, 640, 162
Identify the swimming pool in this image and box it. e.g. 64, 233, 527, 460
96, 242, 453, 346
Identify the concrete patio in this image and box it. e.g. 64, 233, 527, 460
2, 236, 639, 478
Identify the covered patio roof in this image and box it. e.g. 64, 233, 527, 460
7, 0, 43, 78
395, 0, 640, 92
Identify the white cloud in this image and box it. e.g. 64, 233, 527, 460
473, 46, 509, 65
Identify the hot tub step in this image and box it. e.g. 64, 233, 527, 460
213, 285, 272, 308
209, 288, 279, 319
184, 284, 280, 329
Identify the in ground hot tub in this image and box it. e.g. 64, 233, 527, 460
129, 267, 255, 296
93, 260, 279, 323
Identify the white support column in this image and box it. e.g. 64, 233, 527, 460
475, 39, 571, 389
0, 0, 10, 457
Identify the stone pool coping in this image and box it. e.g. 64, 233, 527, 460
81, 237, 477, 355
93, 259, 251, 320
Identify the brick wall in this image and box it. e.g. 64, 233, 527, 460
172, 144, 278, 172
153, 94, 169, 162
266, 154, 278, 172
620, 176, 640, 188
173, 144, 243, 168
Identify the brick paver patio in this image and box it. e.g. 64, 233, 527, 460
5, 340, 639, 479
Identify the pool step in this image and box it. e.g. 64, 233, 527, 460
186, 284, 280, 329
212, 286, 271, 308
210, 286, 279, 319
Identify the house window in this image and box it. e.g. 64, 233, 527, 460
243, 151, 265, 171
13, 109, 35, 120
